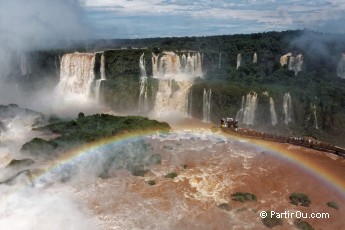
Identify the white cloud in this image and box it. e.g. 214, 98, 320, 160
83, 0, 345, 37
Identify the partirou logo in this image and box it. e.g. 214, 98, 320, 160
260, 211, 330, 219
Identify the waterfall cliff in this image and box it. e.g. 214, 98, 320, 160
152, 51, 203, 118
219, 53, 222, 69
20, 53, 31, 76
288, 53, 303, 75
153, 80, 193, 117
202, 89, 212, 123
236, 53, 242, 70
253, 53, 257, 64
237, 92, 257, 126
307, 103, 318, 129
280, 53, 292, 66
139, 53, 148, 112
56, 52, 96, 99
337, 54, 345, 78
283, 92, 293, 125
152, 51, 202, 80
269, 97, 278, 126
95, 53, 106, 102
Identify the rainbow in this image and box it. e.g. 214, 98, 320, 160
32, 129, 345, 197
223, 131, 345, 196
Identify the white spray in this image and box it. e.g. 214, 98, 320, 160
139, 53, 148, 112
283, 92, 293, 125
203, 89, 212, 123
95, 53, 106, 102
269, 97, 278, 126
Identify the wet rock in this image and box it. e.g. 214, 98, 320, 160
0, 170, 33, 186
5, 158, 35, 169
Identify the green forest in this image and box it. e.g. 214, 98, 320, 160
16, 30, 345, 146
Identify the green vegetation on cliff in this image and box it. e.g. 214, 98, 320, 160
23, 113, 170, 154
20, 30, 345, 146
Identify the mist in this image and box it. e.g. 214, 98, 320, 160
0, 0, 96, 116
288, 30, 345, 73
0, 2, 104, 228
0, 0, 88, 52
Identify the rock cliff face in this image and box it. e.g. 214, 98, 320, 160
337, 54, 345, 78
56, 52, 96, 99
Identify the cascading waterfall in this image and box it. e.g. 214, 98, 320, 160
186, 87, 193, 118
280, 53, 292, 66
311, 103, 318, 129
288, 56, 295, 71
253, 53, 257, 63
56, 52, 96, 99
287, 53, 303, 75
237, 92, 257, 126
236, 96, 245, 122
95, 53, 106, 102
152, 53, 159, 77
236, 53, 242, 70
153, 80, 193, 117
269, 97, 278, 126
283, 92, 293, 125
337, 54, 345, 78
54, 55, 60, 79
202, 89, 212, 122
138, 53, 148, 112
219, 52, 222, 69
152, 51, 203, 118
20, 53, 31, 76
295, 53, 303, 74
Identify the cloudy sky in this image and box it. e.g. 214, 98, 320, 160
82, 0, 345, 38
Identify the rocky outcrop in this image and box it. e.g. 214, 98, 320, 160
0, 170, 33, 186
5, 158, 35, 169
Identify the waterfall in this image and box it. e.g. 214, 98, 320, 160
54, 55, 60, 78
95, 53, 107, 102
56, 52, 96, 99
236, 53, 242, 70
152, 53, 159, 77
288, 56, 295, 71
280, 52, 292, 66
237, 92, 257, 126
312, 103, 318, 129
20, 53, 31, 76
286, 53, 303, 75
202, 89, 212, 123
153, 80, 193, 117
253, 53, 257, 63
295, 53, 303, 74
236, 96, 245, 122
219, 52, 222, 69
138, 53, 148, 112
269, 97, 278, 126
152, 51, 203, 118
337, 54, 345, 78
283, 92, 293, 125
155, 51, 181, 79
186, 87, 193, 118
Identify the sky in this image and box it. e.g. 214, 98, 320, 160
82, 0, 345, 38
